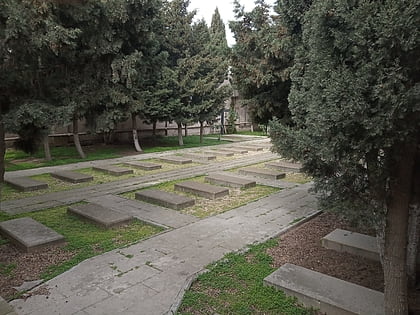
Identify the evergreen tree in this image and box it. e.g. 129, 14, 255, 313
270, 0, 420, 312
229, 0, 292, 126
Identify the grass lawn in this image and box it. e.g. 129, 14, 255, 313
178, 239, 315, 315
121, 176, 279, 218
0, 205, 163, 281
1, 160, 199, 201
5, 135, 228, 171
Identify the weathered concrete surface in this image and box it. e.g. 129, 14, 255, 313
322, 229, 379, 261
182, 153, 216, 161
68, 203, 133, 228
135, 189, 195, 210
92, 165, 133, 176
0, 296, 16, 315
11, 183, 318, 315
239, 167, 285, 180
4, 177, 48, 192
265, 160, 303, 172
0, 218, 65, 253
264, 263, 384, 315
234, 145, 264, 152
124, 161, 162, 171
51, 171, 93, 183
203, 150, 234, 157
175, 181, 229, 199
159, 156, 192, 165
205, 173, 256, 189
219, 148, 248, 154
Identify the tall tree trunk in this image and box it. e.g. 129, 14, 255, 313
152, 121, 157, 137
199, 121, 204, 144
177, 122, 183, 146
131, 113, 142, 152
73, 115, 86, 159
0, 120, 5, 206
384, 141, 417, 314
184, 123, 188, 137
43, 134, 52, 161
165, 121, 168, 136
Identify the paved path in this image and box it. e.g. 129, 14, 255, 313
10, 184, 318, 315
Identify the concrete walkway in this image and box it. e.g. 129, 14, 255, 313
2, 138, 319, 314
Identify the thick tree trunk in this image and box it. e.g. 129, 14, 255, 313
199, 121, 204, 144
184, 123, 188, 137
384, 142, 417, 314
43, 134, 52, 161
152, 121, 157, 137
73, 116, 86, 159
0, 120, 5, 206
177, 122, 183, 146
131, 113, 142, 152
165, 121, 168, 136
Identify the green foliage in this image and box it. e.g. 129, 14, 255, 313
178, 239, 314, 314
270, 0, 420, 227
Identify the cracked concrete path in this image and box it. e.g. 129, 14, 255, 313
10, 183, 318, 315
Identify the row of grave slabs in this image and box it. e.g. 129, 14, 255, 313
0, 145, 276, 253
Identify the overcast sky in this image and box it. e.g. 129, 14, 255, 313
188, 0, 275, 46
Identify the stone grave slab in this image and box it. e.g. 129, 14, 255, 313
205, 173, 256, 189
174, 181, 229, 199
0, 217, 65, 253
51, 170, 93, 183
264, 263, 384, 315
135, 189, 195, 210
204, 150, 234, 157
0, 296, 14, 315
219, 148, 248, 154
265, 160, 303, 172
239, 167, 285, 180
182, 153, 216, 161
5, 177, 48, 192
159, 156, 192, 165
124, 161, 162, 171
92, 165, 133, 176
321, 229, 379, 261
67, 203, 133, 228
233, 145, 264, 152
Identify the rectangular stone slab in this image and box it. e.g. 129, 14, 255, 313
124, 161, 162, 170
159, 156, 192, 165
174, 181, 229, 199
182, 153, 216, 161
51, 170, 93, 183
135, 189, 195, 210
92, 165, 133, 176
233, 145, 264, 151
265, 161, 303, 172
0, 217, 65, 253
68, 203, 133, 228
205, 173, 256, 189
264, 263, 384, 315
239, 167, 285, 180
5, 177, 48, 192
321, 229, 379, 261
218, 148, 248, 154
204, 150, 234, 157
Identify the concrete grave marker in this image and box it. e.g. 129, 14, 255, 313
5, 177, 48, 192
124, 161, 162, 171
239, 167, 285, 180
135, 189, 195, 210
51, 170, 93, 183
265, 161, 303, 172
205, 173, 256, 189
159, 156, 192, 165
174, 181, 229, 199
68, 203, 133, 228
92, 165, 133, 176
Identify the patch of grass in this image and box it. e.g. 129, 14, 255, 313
0, 205, 163, 280
1, 160, 199, 201
141, 135, 228, 153
178, 239, 315, 315
122, 176, 279, 218
0, 263, 16, 276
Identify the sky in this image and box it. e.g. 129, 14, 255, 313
188, 0, 276, 46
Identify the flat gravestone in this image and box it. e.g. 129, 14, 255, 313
5, 177, 48, 192
174, 181, 229, 199
0, 296, 14, 315
159, 156, 192, 165
239, 167, 285, 180
68, 203, 133, 228
124, 161, 162, 171
264, 263, 384, 315
204, 150, 234, 157
51, 170, 93, 183
0, 217, 65, 253
92, 165, 133, 176
135, 189, 195, 210
182, 153, 216, 161
233, 145, 264, 152
205, 173, 256, 189
219, 148, 248, 154
265, 160, 303, 172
